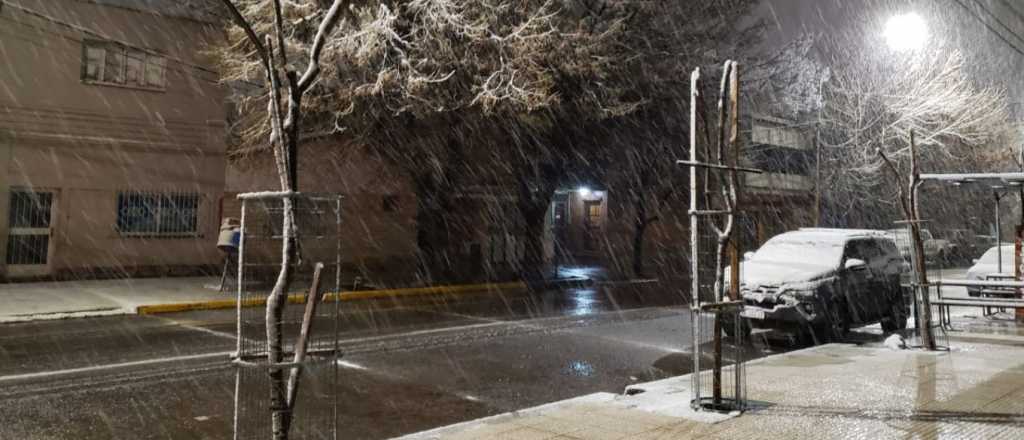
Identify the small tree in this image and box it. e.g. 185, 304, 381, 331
215, 1, 347, 438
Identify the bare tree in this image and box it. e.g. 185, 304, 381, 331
814, 31, 1012, 229
212, 0, 762, 281
215, 1, 347, 438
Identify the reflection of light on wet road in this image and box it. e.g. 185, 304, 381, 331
557, 265, 606, 280
568, 288, 598, 316
336, 360, 367, 370
564, 360, 595, 377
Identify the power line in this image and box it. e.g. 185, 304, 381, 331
0, 0, 220, 76
0, 16, 220, 84
971, 0, 1024, 49
950, 0, 1024, 58
0, 0, 263, 89
997, 0, 1024, 24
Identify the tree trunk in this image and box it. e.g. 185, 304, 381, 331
519, 199, 551, 282
413, 174, 453, 282
633, 220, 648, 278
517, 173, 554, 282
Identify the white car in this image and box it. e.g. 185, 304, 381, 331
965, 245, 1015, 297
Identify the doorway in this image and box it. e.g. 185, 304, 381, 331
583, 200, 602, 251
6, 189, 56, 277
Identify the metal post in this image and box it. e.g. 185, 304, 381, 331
905, 221, 922, 342
996, 191, 1003, 274
688, 68, 701, 404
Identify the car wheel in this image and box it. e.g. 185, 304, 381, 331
881, 305, 908, 333
826, 301, 850, 341
722, 315, 752, 341
796, 323, 823, 346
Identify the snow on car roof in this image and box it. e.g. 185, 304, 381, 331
772, 228, 891, 243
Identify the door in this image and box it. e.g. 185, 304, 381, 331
841, 239, 878, 324
551, 195, 569, 261
583, 200, 602, 251
6, 189, 56, 277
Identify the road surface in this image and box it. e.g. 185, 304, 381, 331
0, 280, 865, 439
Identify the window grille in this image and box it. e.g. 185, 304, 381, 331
6, 190, 54, 265
116, 191, 200, 237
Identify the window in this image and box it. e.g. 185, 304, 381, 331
752, 123, 806, 149
125, 49, 145, 86
82, 41, 166, 89
845, 239, 880, 262
382, 195, 399, 213
584, 201, 602, 228
117, 192, 199, 237
747, 144, 815, 175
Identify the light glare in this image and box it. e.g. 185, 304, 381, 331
884, 13, 928, 51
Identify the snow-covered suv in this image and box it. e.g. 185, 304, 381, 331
729, 228, 909, 343
887, 228, 956, 264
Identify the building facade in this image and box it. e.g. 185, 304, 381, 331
224, 142, 419, 286
0, 0, 227, 279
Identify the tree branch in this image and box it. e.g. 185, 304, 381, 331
298, 0, 348, 92
218, 0, 269, 67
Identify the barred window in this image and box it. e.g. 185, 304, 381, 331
82, 40, 166, 90
117, 192, 199, 237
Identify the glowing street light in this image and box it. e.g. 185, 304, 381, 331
884, 13, 928, 51
577, 186, 591, 197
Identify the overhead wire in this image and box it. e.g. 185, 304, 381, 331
0, 0, 263, 89
949, 0, 1024, 58
969, 0, 1024, 49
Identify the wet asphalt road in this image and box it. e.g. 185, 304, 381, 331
0, 282, 818, 440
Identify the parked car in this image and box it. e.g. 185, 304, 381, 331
887, 228, 956, 265
946, 229, 980, 264
965, 245, 1015, 297
728, 228, 909, 343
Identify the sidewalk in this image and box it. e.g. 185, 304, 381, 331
398, 322, 1024, 439
0, 276, 229, 322
0, 276, 542, 323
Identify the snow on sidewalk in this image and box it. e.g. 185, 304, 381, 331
397, 336, 1024, 439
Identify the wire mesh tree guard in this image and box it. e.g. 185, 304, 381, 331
233, 192, 343, 440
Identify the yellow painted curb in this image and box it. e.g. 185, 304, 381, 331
136, 281, 527, 315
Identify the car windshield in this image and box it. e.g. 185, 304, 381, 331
979, 245, 1015, 265
751, 237, 844, 267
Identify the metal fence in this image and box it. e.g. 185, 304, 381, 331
233, 192, 343, 440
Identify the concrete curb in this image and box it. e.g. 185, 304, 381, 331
135, 281, 528, 315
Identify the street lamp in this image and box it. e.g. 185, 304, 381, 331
884, 13, 928, 51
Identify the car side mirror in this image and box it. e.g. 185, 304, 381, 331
845, 258, 867, 271
972, 258, 979, 264
744, 251, 754, 260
